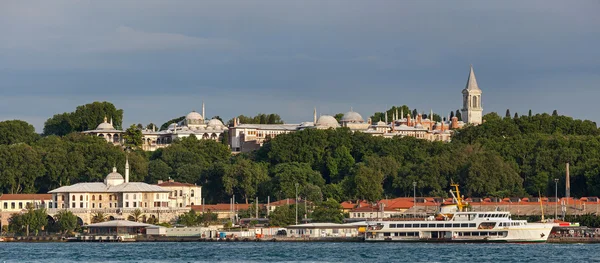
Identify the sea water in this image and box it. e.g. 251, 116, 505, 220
0, 242, 598, 263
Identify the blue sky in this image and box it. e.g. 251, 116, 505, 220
1, 0, 599, 131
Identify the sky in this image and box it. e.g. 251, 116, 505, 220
1, 0, 599, 132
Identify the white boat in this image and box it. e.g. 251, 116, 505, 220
365, 184, 556, 243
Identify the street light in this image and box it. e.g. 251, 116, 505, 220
295, 183, 299, 225
413, 182, 417, 216
554, 178, 559, 220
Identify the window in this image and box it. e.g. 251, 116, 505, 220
80, 202, 84, 208
145, 202, 147, 207
133, 194, 136, 200
383, 233, 391, 237
452, 224, 460, 228
173, 190, 176, 197
469, 223, 476, 227
61, 195, 64, 201
156, 194, 159, 199
19, 202, 23, 209
72, 195, 75, 200
3, 203, 6, 209
99, 203, 102, 208
461, 224, 468, 228
397, 224, 404, 228
191, 190, 195, 197
92, 203, 95, 208
133, 202, 137, 208
125, 202, 129, 208
99, 195, 102, 201
125, 194, 129, 200
420, 224, 427, 228
72, 202, 75, 208
437, 224, 444, 228
428, 224, 435, 228
92, 195, 95, 201
110, 203, 112, 208
109, 195, 113, 201
179, 190, 183, 196
80, 195, 83, 201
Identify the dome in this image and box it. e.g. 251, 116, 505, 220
316, 115, 340, 128
376, 121, 386, 126
185, 111, 204, 125
104, 167, 125, 186
95, 116, 115, 130
415, 123, 424, 129
207, 118, 224, 127
96, 122, 115, 130
341, 111, 364, 123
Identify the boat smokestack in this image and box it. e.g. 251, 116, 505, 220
565, 162, 570, 199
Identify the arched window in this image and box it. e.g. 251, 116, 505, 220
173, 190, 177, 197
191, 190, 195, 197
109, 195, 113, 201
133, 194, 136, 200
473, 96, 478, 108
99, 195, 102, 201
72, 195, 75, 200
80, 195, 83, 201
125, 194, 129, 200
92, 195, 95, 201
179, 190, 183, 196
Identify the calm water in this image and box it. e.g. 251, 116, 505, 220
1, 242, 599, 263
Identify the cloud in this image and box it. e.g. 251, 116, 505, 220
81, 26, 237, 53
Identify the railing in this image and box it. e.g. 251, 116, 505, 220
46, 207, 187, 214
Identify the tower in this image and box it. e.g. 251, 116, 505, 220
125, 156, 130, 183
461, 65, 483, 125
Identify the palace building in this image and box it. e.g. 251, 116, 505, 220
83, 65, 483, 153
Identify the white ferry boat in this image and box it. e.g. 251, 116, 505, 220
365, 184, 556, 243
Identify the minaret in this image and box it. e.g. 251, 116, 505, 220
110, 117, 113, 126
461, 65, 483, 125
565, 162, 570, 199
313, 107, 317, 124
385, 111, 388, 123
125, 156, 130, 183
202, 101, 206, 123
400, 108, 404, 120
395, 108, 399, 121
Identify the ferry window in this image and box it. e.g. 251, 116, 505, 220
437, 224, 444, 228
465, 232, 471, 236
428, 224, 436, 228
458, 232, 463, 236
384, 233, 391, 237
420, 224, 427, 228
461, 224, 468, 228
490, 232, 497, 236
399, 232, 407, 236
445, 223, 452, 228
397, 224, 404, 228
390, 224, 396, 228
469, 223, 476, 227
453, 224, 460, 228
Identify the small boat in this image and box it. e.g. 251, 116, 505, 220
364, 184, 556, 243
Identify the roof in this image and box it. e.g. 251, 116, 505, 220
49, 182, 170, 193
191, 203, 262, 212
464, 65, 481, 91
157, 181, 197, 187
287, 223, 358, 229
85, 220, 154, 228
0, 194, 52, 201
234, 124, 300, 131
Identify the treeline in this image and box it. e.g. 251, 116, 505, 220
2, 102, 600, 204
43, 102, 123, 136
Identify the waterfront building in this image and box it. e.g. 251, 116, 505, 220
47, 158, 183, 224
286, 223, 361, 238
0, 194, 53, 227
157, 179, 202, 208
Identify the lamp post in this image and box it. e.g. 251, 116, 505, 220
295, 183, 299, 225
413, 182, 417, 216
554, 178, 559, 220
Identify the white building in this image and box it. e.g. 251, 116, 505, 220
461, 65, 483, 125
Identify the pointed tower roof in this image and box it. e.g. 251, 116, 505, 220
464, 65, 481, 91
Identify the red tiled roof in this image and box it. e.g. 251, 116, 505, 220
0, 194, 52, 201
156, 181, 196, 187
268, 198, 298, 206
191, 203, 263, 212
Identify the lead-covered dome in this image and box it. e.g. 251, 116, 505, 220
207, 118, 224, 127
104, 167, 125, 186
316, 115, 340, 128
185, 111, 204, 125
341, 111, 364, 123
96, 116, 115, 130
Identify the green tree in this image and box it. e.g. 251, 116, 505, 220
123, 124, 143, 148
128, 209, 143, 222
159, 116, 185, 131
0, 144, 45, 194
177, 209, 199, 227
223, 158, 269, 203
271, 162, 325, 200
91, 212, 107, 223
0, 120, 39, 145
8, 206, 48, 236
351, 163, 384, 202
268, 204, 306, 227
311, 199, 344, 223
455, 110, 462, 121
146, 123, 157, 130
43, 101, 123, 135
54, 210, 78, 234
333, 113, 344, 122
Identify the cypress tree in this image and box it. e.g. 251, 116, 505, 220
505, 109, 511, 118
552, 110, 558, 117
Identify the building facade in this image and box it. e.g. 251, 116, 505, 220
157, 180, 203, 208
461, 65, 483, 125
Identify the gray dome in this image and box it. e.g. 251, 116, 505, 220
316, 115, 340, 128
207, 118, 224, 127
96, 122, 115, 130
185, 111, 204, 125
376, 121, 386, 126
105, 167, 124, 181
341, 111, 364, 123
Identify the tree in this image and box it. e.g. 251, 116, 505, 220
552, 110, 559, 117
123, 124, 143, 148
271, 162, 325, 200
54, 210, 78, 235
9, 206, 48, 236
159, 116, 185, 131
351, 163, 384, 202
229, 113, 284, 125
528, 109, 532, 118
223, 158, 269, 203
455, 110, 462, 121
128, 209, 143, 222
333, 113, 344, 122
514, 112, 519, 119
505, 109, 511, 118
43, 101, 123, 135
0, 144, 45, 194
177, 209, 199, 227
450, 111, 454, 120
311, 199, 344, 223
146, 123, 157, 130
268, 204, 306, 227
91, 212, 107, 223
0, 120, 39, 145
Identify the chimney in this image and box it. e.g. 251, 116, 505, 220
125, 156, 130, 183
566, 162, 570, 199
